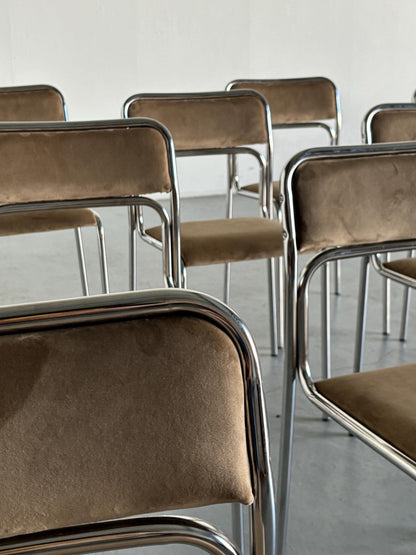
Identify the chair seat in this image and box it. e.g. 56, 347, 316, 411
0, 209, 97, 236
147, 217, 283, 267
315, 364, 416, 461
384, 257, 416, 280
241, 180, 280, 201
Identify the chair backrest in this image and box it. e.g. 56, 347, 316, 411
0, 119, 181, 285
0, 289, 275, 554
0, 84, 67, 122
363, 103, 416, 144
227, 77, 341, 142
283, 143, 416, 255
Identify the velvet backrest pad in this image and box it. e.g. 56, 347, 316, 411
370, 109, 416, 143
0, 86, 65, 122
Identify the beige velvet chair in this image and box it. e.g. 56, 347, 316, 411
355, 103, 416, 354
123, 90, 283, 355
0, 288, 275, 554
0, 118, 182, 291
275, 141, 416, 555
0, 84, 109, 295
226, 77, 341, 375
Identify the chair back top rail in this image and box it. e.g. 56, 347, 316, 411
227, 77, 341, 130
0, 118, 177, 204
0, 84, 67, 122
363, 103, 416, 144
282, 142, 416, 255
0, 288, 275, 554
123, 90, 272, 152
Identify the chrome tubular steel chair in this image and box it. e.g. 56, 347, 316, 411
123, 90, 283, 355
276, 142, 416, 555
227, 77, 341, 373
357, 103, 416, 351
0, 84, 109, 295
0, 288, 275, 554
0, 118, 181, 290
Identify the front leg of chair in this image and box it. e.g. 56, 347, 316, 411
400, 287, 411, 341
128, 206, 137, 291
268, 257, 278, 356
224, 263, 231, 305
321, 262, 331, 380
94, 213, 110, 294
74, 227, 89, 296
382, 252, 391, 335
278, 257, 284, 348
353, 256, 370, 373
334, 259, 341, 295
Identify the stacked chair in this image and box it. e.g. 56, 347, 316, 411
353, 103, 416, 375
226, 77, 341, 375
123, 90, 283, 355
276, 141, 416, 555
0, 84, 109, 296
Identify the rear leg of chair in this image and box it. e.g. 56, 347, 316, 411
74, 227, 89, 296
321, 262, 331, 380
334, 259, 341, 295
400, 286, 411, 342
353, 256, 370, 373
278, 256, 284, 348
94, 213, 110, 294
382, 253, 391, 335
268, 258, 278, 357
224, 263, 231, 305
128, 206, 137, 291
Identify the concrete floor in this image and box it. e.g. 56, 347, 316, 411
1, 195, 415, 554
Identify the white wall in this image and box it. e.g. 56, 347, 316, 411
1, 0, 416, 195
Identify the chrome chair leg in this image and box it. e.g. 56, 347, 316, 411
224, 263, 231, 304
400, 286, 411, 342
74, 227, 89, 296
334, 259, 341, 295
232, 503, 244, 554
321, 262, 331, 379
268, 257, 278, 356
128, 206, 137, 291
94, 213, 110, 294
382, 252, 391, 335
353, 256, 370, 373
278, 256, 284, 348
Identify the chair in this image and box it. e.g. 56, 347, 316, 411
0, 84, 109, 295
357, 103, 416, 352
276, 141, 416, 555
227, 77, 341, 375
0, 118, 181, 290
0, 288, 275, 554
123, 90, 283, 355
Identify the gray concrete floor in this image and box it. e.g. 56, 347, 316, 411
2, 195, 415, 554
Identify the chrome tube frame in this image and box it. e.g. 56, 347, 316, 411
276, 140, 416, 555
0, 118, 182, 290
0, 288, 276, 555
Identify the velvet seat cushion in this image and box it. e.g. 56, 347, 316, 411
147, 217, 283, 267
383, 257, 416, 280
241, 181, 280, 201
0, 314, 253, 538
0, 209, 97, 236
315, 364, 416, 461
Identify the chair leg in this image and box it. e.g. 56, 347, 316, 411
334, 259, 341, 295
321, 263, 331, 380
74, 227, 89, 296
278, 256, 284, 349
400, 286, 411, 342
224, 263, 231, 304
232, 503, 244, 554
128, 206, 137, 291
94, 214, 110, 294
268, 258, 278, 357
353, 256, 370, 373
382, 253, 391, 335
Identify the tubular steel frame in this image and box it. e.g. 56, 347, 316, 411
0, 288, 276, 555
276, 141, 416, 555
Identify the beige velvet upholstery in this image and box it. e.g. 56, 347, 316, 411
0, 209, 97, 236
241, 180, 280, 201
370, 109, 416, 143
125, 93, 269, 150
291, 152, 416, 253
0, 125, 172, 205
229, 77, 337, 124
148, 217, 283, 266
0, 313, 253, 538
316, 364, 416, 461
0, 85, 65, 122
384, 257, 416, 280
